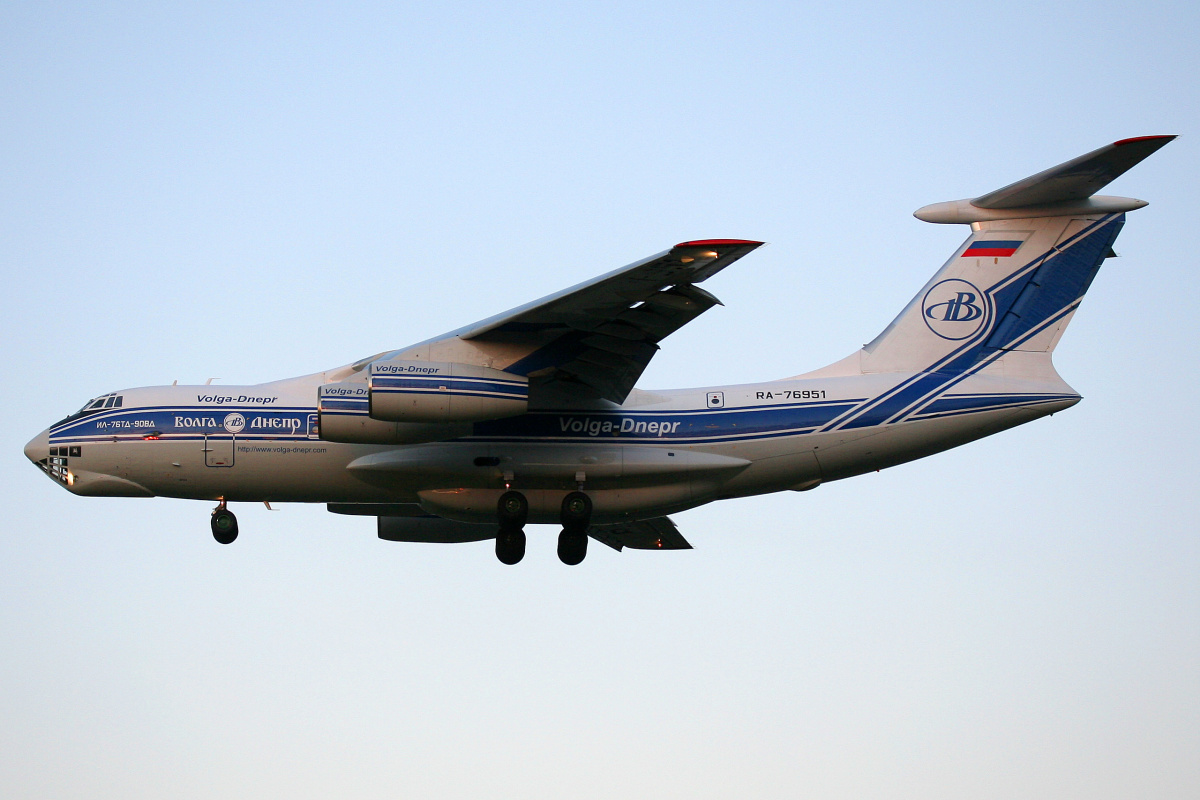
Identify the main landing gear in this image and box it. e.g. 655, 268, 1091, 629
211, 502, 238, 544
492, 490, 593, 566
495, 491, 527, 565
557, 491, 591, 566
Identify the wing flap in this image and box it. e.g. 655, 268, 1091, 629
589, 516, 692, 551
579, 334, 658, 358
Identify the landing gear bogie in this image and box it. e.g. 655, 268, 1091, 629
491, 489, 595, 565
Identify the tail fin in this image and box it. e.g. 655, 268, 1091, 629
858, 136, 1174, 375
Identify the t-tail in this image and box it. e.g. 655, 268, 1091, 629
811, 136, 1175, 404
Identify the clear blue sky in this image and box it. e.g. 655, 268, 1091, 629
3, 2, 1197, 798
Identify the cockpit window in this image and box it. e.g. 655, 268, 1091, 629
54, 393, 125, 428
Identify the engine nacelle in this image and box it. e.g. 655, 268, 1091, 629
317, 382, 469, 444
368, 360, 528, 423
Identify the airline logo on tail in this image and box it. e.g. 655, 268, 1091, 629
922, 279, 988, 340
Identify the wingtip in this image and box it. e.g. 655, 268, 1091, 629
674, 239, 764, 248
1113, 135, 1177, 147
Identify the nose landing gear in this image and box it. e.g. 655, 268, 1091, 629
495, 491, 528, 565
557, 491, 592, 566
211, 502, 238, 544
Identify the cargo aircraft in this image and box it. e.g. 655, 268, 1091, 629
25, 136, 1174, 565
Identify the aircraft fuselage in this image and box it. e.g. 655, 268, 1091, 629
28, 366, 1078, 525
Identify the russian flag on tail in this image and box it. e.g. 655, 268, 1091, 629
962, 240, 1022, 258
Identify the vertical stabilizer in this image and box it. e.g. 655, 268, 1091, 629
860, 213, 1123, 374
852, 137, 1173, 377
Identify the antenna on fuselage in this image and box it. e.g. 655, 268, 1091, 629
205, 378, 219, 385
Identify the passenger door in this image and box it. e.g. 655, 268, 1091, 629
203, 433, 235, 467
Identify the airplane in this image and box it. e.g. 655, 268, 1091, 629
25, 136, 1174, 565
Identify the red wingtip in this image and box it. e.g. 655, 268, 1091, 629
674, 238, 764, 248
1113, 135, 1176, 146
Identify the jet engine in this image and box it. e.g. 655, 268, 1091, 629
367, 360, 528, 423
316, 382, 470, 444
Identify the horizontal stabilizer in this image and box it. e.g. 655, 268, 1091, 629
974, 136, 1174, 209
915, 136, 1175, 224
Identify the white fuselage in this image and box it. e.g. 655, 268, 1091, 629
28, 356, 1079, 525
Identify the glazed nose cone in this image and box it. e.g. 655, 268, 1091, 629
24, 428, 49, 464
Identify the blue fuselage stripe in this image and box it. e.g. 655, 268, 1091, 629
46, 390, 1076, 447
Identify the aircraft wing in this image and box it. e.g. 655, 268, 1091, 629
589, 516, 692, 551
449, 239, 764, 403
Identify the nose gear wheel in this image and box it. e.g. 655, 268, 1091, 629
211, 504, 238, 544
